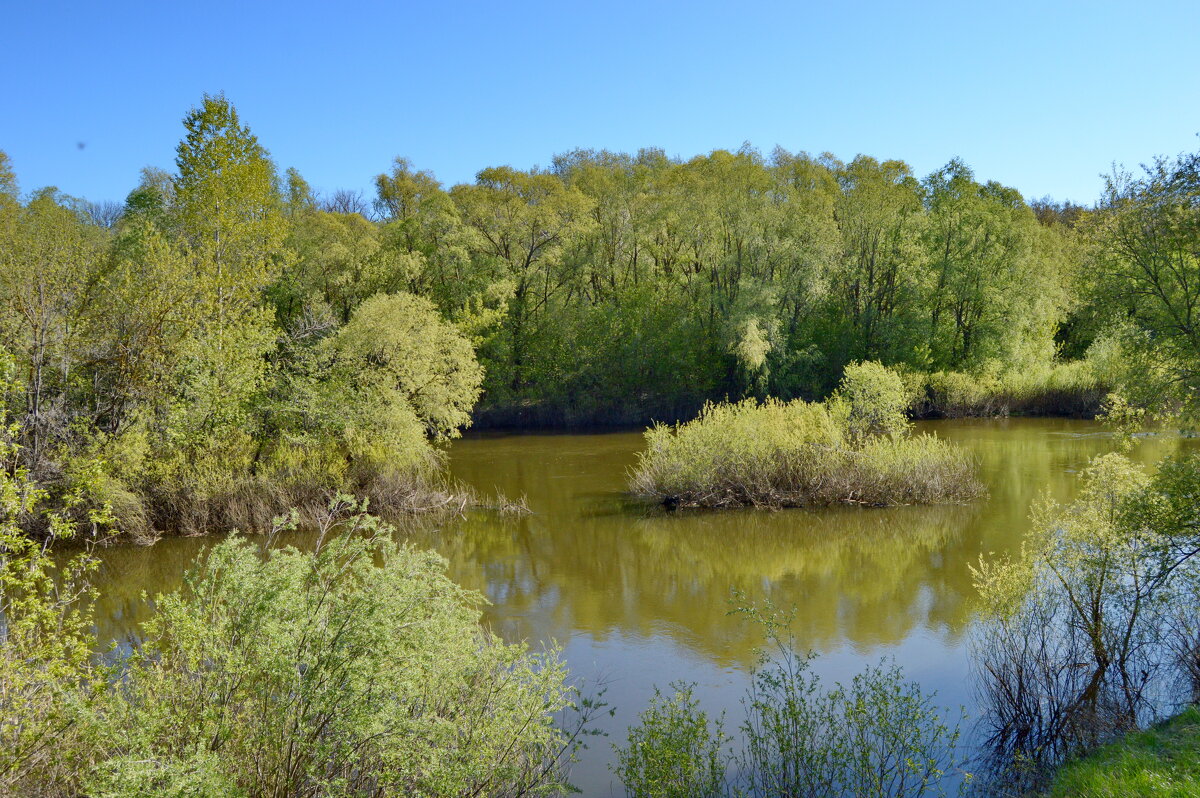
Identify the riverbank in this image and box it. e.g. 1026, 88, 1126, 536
62, 420, 1199, 795
1045, 706, 1200, 796
471, 365, 1107, 431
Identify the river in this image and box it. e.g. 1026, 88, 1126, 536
82, 418, 1194, 795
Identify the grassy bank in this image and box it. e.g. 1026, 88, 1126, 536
630, 363, 985, 509
911, 362, 1107, 419
1045, 706, 1200, 797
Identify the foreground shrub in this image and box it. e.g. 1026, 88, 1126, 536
0, 428, 104, 793
614, 683, 728, 798
614, 603, 969, 797
630, 364, 982, 509
1, 498, 581, 797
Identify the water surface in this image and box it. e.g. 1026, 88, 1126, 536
85, 418, 1193, 794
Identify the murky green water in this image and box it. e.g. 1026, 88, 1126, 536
83, 419, 1194, 794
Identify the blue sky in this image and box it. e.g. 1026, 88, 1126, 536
4, 0, 1199, 205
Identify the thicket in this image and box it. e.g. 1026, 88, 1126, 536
911, 360, 1107, 419
629, 362, 983, 508
0, 97, 483, 540
0, 490, 584, 797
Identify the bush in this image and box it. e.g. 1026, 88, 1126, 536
832, 360, 912, 440
630, 363, 983, 509
916, 360, 1106, 419
614, 683, 728, 798
127, 292, 484, 535
1, 498, 581, 797
0, 426, 104, 793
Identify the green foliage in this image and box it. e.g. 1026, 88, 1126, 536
0, 188, 107, 466
917, 359, 1106, 419
740, 655, 966, 797
1086, 149, 1200, 420
326, 292, 483, 440
428, 146, 1078, 421
169, 92, 284, 439
451, 165, 595, 396
0, 95, 490, 539
0, 150, 17, 201
96, 501, 573, 796
832, 360, 911, 440
630, 364, 982, 509
2, 498, 580, 797
0, 394, 105, 791
614, 683, 728, 798
971, 451, 1200, 784
0, 98, 1159, 536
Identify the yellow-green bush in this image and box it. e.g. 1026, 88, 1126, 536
831, 359, 913, 440
631, 382, 983, 510
1, 499, 580, 797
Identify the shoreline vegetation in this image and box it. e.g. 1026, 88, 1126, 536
1044, 706, 1200, 796
630, 362, 986, 509
0, 494, 590, 796
470, 361, 1111, 431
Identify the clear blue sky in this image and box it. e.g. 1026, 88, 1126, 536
4, 0, 1199, 206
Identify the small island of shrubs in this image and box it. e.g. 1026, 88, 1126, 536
630, 361, 984, 509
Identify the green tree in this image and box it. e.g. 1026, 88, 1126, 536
1089, 151, 1200, 413
452, 166, 595, 394
325, 292, 483, 440
0, 150, 17, 200
972, 451, 1200, 780
160, 94, 286, 494
0, 189, 106, 466
922, 160, 1065, 371
825, 156, 925, 372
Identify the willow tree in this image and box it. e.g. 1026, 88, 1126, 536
374, 157, 479, 312
451, 167, 595, 394
922, 160, 1064, 371
826, 156, 925, 371
1091, 151, 1200, 412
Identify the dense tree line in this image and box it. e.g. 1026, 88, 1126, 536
0, 92, 1182, 538
361, 148, 1085, 423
